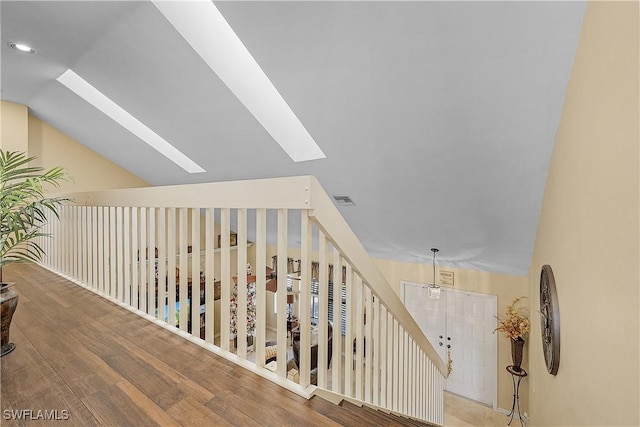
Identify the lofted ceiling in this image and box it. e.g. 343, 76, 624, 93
1, 1, 586, 277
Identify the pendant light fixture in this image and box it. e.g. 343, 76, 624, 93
428, 248, 441, 299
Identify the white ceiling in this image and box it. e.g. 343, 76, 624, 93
1, 1, 586, 277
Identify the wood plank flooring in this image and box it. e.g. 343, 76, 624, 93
1, 264, 432, 427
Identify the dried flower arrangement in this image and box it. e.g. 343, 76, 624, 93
495, 297, 530, 340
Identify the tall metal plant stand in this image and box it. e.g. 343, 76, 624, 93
506, 365, 527, 426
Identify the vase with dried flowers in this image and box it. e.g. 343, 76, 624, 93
495, 297, 530, 372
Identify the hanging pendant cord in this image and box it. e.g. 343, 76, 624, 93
431, 248, 439, 285
433, 250, 436, 284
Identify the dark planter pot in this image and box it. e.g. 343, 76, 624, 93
232, 335, 254, 350
1, 283, 18, 357
510, 337, 525, 372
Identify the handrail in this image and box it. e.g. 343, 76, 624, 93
307, 176, 448, 376
63, 176, 312, 209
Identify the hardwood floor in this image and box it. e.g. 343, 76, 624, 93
1, 264, 432, 427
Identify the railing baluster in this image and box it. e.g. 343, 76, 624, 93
236, 208, 248, 358
178, 208, 188, 331
255, 208, 267, 365
48, 209, 54, 269
191, 208, 201, 339
123, 207, 131, 305
400, 327, 405, 414
299, 211, 312, 387
420, 349, 425, 419
220, 208, 231, 351
47, 210, 52, 267
80, 206, 86, 284
344, 264, 353, 398
74, 206, 79, 280
412, 336, 416, 417
407, 335, 412, 416
72, 206, 76, 279
116, 207, 124, 301
416, 350, 420, 419
380, 305, 388, 408
392, 318, 399, 412
157, 209, 167, 321
276, 209, 288, 377
60, 207, 64, 272
372, 293, 380, 406
69, 206, 74, 279
317, 232, 328, 388
139, 207, 147, 313
131, 208, 138, 309
97, 207, 104, 294
147, 208, 156, 317
205, 208, 215, 344
405, 330, 410, 415
80, 206, 91, 286
63, 207, 68, 276
354, 274, 364, 401
331, 251, 342, 394
68, 207, 73, 277
91, 207, 98, 289
364, 285, 373, 403
167, 208, 177, 327
386, 309, 393, 408
109, 207, 116, 299
57, 208, 62, 272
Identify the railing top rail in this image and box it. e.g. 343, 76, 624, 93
61, 176, 313, 209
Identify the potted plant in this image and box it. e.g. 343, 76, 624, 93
495, 296, 531, 372
0, 150, 69, 356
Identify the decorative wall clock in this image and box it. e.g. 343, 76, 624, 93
540, 264, 560, 375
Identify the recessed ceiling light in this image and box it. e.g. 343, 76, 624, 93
56, 69, 206, 174
153, 1, 326, 163
9, 42, 35, 53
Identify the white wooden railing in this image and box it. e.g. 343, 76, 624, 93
38, 176, 446, 425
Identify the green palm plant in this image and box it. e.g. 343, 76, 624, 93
0, 150, 69, 282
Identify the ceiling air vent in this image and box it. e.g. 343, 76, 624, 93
333, 195, 355, 206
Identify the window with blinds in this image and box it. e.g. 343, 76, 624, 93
310, 280, 347, 335
270, 257, 347, 335
274, 277, 346, 335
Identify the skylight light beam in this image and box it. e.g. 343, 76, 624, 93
56, 69, 205, 174
152, 1, 326, 163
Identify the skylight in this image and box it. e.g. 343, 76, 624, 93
152, 1, 326, 163
56, 69, 206, 174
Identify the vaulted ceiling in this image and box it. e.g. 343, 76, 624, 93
1, 1, 586, 276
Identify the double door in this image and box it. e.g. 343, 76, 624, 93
401, 282, 497, 407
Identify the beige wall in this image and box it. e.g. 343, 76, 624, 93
0, 101, 29, 153
373, 257, 529, 411
1, 100, 148, 192
527, 1, 639, 426
27, 113, 149, 192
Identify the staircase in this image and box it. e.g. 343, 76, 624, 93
307, 396, 438, 427
39, 175, 447, 425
